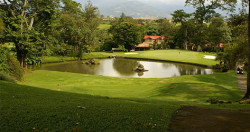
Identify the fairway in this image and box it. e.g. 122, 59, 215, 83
1, 50, 249, 131
22, 70, 241, 103
84, 50, 219, 66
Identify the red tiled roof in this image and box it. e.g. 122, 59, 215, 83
144, 35, 165, 40
136, 43, 149, 48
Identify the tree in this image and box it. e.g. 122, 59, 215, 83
1, 0, 60, 67
185, 0, 237, 24
83, 0, 102, 52
111, 22, 140, 51
0, 18, 4, 40
158, 19, 176, 48
172, 10, 191, 50
208, 17, 232, 52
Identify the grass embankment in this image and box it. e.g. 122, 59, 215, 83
41, 50, 218, 66
1, 70, 249, 131
0, 81, 179, 131
23, 71, 241, 103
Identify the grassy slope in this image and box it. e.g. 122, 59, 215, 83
0, 81, 179, 131
1, 71, 250, 131
23, 70, 241, 103
1, 50, 247, 131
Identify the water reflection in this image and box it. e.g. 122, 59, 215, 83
38, 58, 214, 78
113, 59, 139, 75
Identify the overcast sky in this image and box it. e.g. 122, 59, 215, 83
136, 0, 186, 5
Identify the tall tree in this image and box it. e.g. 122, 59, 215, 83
83, 0, 102, 52
1, 0, 60, 67
245, 0, 250, 99
208, 17, 232, 52
59, 0, 87, 58
185, 0, 236, 24
111, 22, 140, 51
172, 10, 191, 50
158, 19, 176, 47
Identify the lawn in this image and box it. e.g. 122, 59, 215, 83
1, 70, 249, 131
42, 50, 219, 66
22, 70, 242, 103
0, 81, 179, 131
1, 50, 248, 131
98, 23, 112, 30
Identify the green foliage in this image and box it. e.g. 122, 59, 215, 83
224, 13, 248, 69
172, 10, 191, 24
185, 0, 237, 24
101, 40, 118, 51
111, 22, 140, 51
158, 19, 176, 45
0, 18, 4, 37
0, 72, 15, 83
1, 0, 61, 67
208, 17, 232, 51
0, 46, 23, 81
0, 47, 9, 73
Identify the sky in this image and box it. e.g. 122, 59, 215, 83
136, 0, 187, 5
74, 0, 245, 18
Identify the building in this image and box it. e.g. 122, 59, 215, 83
143, 35, 165, 45
135, 43, 150, 51
135, 35, 165, 51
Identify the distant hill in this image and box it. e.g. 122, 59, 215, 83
76, 0, 237, 18
76, 0, 195, 18
100, 1, 170, 18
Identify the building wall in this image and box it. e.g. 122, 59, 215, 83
144, 39, 162, 45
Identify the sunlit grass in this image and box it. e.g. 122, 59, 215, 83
22, 70, 241, 103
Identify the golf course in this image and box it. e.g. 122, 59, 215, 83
1, 50, 249, 131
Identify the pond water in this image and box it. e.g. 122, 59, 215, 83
36, 58, 214, 78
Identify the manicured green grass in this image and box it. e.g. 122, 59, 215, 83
88, 50, 219, 66
98, 24, 112, 30
41, 56, 77, 63
41, 50, 218, 66
0, 81, 179, 131
1, 50, 247, 131
1, 70, 249, 131
22, 70, 241, 103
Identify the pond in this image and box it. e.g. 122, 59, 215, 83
36, 58, 214, 78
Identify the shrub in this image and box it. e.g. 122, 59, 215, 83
0, 46, 23, 81
101, 40, 118, 51
7, 54, 24, 80
0, 71, 16, 83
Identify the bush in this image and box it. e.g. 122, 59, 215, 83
0, 46, 23, 81
101, 40, 118, 51
0, 71, 16, 83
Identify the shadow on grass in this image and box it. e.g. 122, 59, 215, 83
0, 81, 179, 132
155, 72, 242, 102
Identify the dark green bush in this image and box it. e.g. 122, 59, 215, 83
0, 46, 23, 81
101, 40, 118, 51
0, 71, 16, 83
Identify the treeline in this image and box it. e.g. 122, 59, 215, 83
0, 0, 103, 67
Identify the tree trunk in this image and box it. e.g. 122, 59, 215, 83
243, 2, 250, 99
184, 27, 188, 50
16, 44, 28, 68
